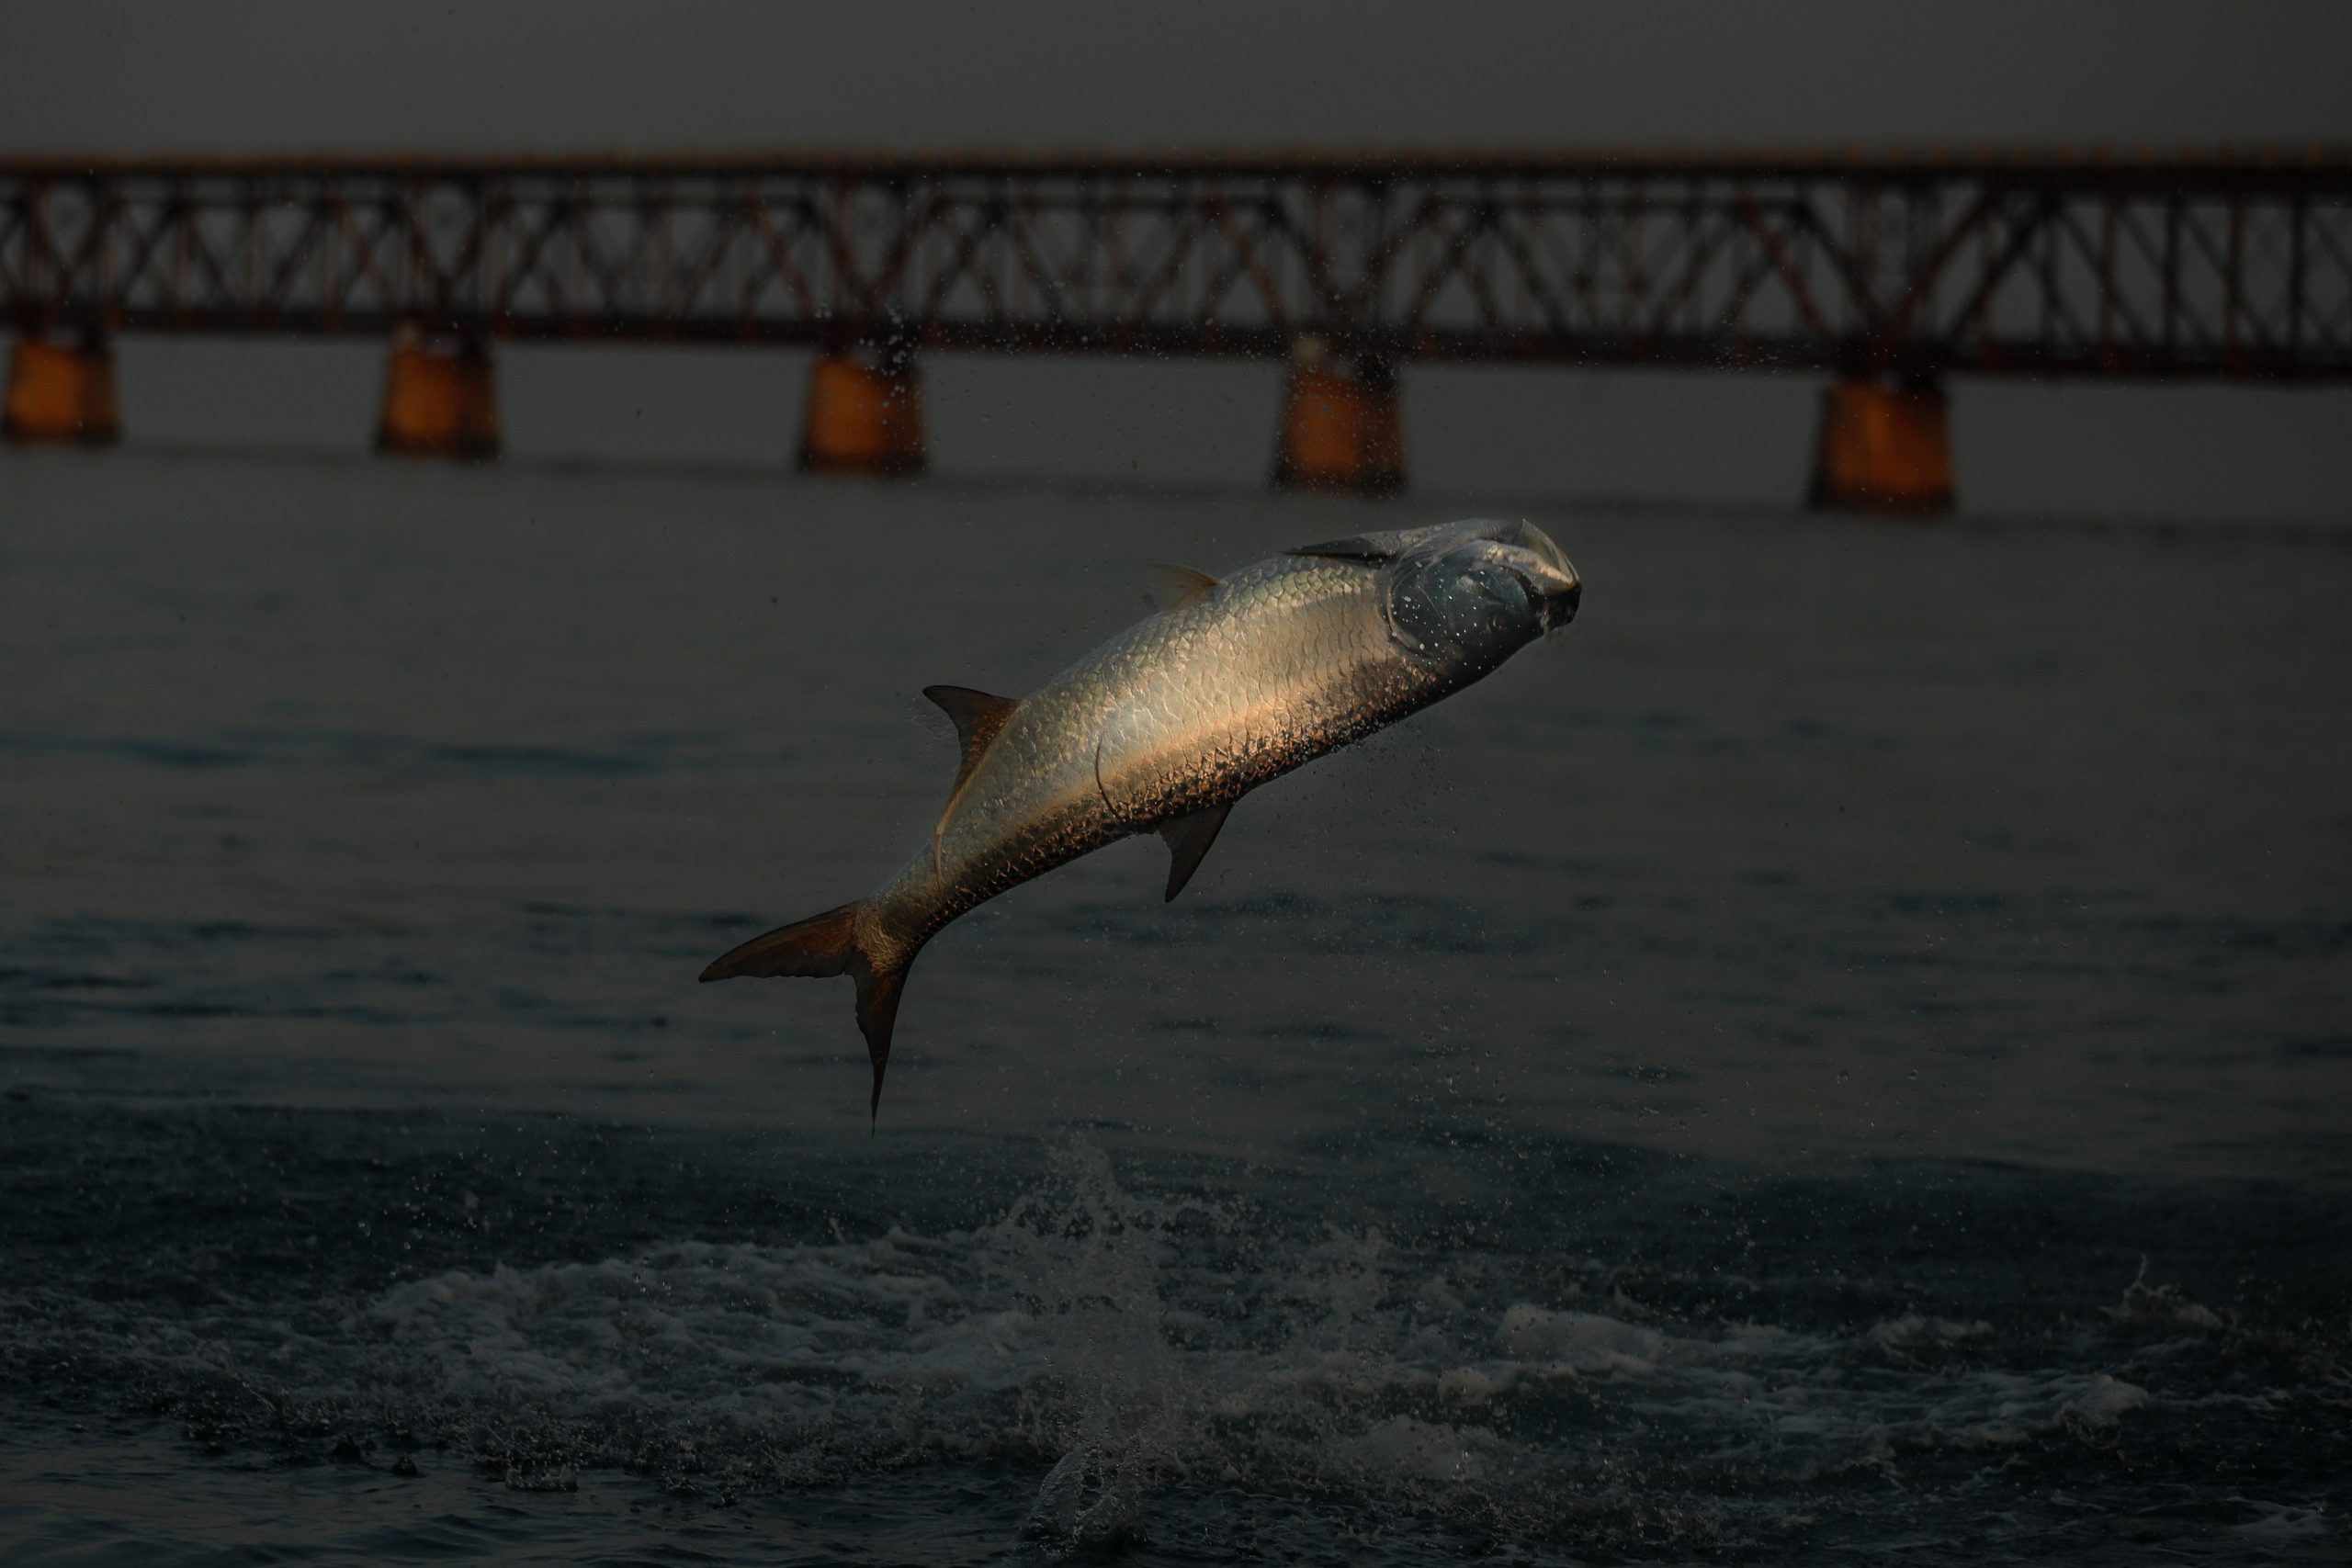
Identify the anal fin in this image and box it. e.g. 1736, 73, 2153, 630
1159, 801, 1234, 903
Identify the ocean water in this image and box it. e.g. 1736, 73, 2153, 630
2, 446, 2347, 1562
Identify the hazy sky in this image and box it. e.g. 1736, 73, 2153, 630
5, 2, 2347, 153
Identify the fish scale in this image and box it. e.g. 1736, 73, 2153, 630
702, 519, 1581, 1117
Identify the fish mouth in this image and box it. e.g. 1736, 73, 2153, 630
1499, 526, 1580, 633
1517, 562, 1580, 631
1544, 576, 1583, 629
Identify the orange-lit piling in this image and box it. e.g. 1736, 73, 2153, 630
4, 335, 121, 444
1808, 378, 1953, 513
1272, 349, 1404, 495
377, 333, 501, 459
799, 353, 926, 475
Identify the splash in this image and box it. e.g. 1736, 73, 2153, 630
1, 1125, 2337, 1561
986, 1142, 1198, 1552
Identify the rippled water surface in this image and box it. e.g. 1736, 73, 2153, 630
4, 448, 2348, 1562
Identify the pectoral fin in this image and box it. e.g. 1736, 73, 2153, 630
1158, 801, 1235, 903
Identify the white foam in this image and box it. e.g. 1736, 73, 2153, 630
2061, 1373, 2152, 1426
2232, 1501, 2331, 1538
2107, 1258, 2227, 1332
1497, 1303, 1667, 1371
1869, 1313, 1995, 1350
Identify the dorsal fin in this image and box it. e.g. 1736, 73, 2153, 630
1146, 562, 1222, 613
1158, 800, 1235, 903
922, 685, 1019, 878
924, 684, 1017, 776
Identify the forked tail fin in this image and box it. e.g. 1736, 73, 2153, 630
699, 901, 861, 983
699, 901, 917, 1122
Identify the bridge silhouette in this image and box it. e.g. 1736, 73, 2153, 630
6, 148, 2348, 507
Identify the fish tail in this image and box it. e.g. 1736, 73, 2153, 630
699, 901, 919, 1123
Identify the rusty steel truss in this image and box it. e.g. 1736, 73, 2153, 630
5, 150, 2351, 380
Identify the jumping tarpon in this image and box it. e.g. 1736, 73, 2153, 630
701, 518, 1582, 1117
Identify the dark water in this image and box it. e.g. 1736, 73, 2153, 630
3, 448, 2348, 1562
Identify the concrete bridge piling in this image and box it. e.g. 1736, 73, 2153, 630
798, 349, 926, 477
3, 332, 119, 445
1809, 379, 1955, 513
376, 329, 501, 459
1272, 341, 1406, 496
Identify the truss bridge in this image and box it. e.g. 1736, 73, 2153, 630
6, 148, 2347, 505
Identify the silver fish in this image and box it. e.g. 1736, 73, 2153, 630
701, 517, 1582, 1117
